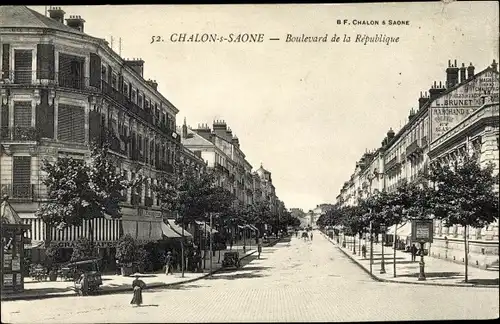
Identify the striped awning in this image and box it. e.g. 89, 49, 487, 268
166, 219, 193, 238
161, 221, 181, 239
387, 223, 412, 237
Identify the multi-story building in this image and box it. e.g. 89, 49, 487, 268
335, 59, 499, 268
0, 6, 181, 262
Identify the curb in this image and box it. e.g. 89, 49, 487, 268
320, 232, 499, 289
1, 242, 280, 302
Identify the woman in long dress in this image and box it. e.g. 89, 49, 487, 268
130, 275, 146, 307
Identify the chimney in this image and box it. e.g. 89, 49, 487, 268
48, 7, 65, 24
491, 59, 498, 72
467, 63, 475, 80
459, 63, 467, 83
213, 120, 227, 138
387, 128, 395, 140
194, 123, 212, 141
408, 108, 416, 122
65, 15, 85, 33
429, 81, 446, 101
232, 136, 240, 148
226, 128, 233, 142
124, 58, 145, 77
146, 79, 158, 91
182, 117, 188, 139
418, 91, 429, 110
445, 59, 459, 89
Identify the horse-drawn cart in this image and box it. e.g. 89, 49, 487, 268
222, 251, 241, 269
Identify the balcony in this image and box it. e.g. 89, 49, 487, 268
0, 127, 39, 142
0, 184, 47, 201
157, 162, 174, 173
1, 70, 97, 92
406, 139, 422, 158
385, 156, 399, 172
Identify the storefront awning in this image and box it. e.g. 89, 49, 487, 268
387, 223, 412, 237
24, 241, 44, 249
166, 219, 193, 238
196, 220, 218, 234
248, 225, 259, 232
161, 221, 182, 239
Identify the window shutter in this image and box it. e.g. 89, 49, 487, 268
2, 44, 10, 79
36, 89, 54, 139
89, 53, 101, 88
14, 50, 32, 84
108, 65, 113, 85
1, 102, 8, 128
89, 110, 102, 143
13, 156, 31, 198
14, 101, 32, 128
37, 44, 55, 80
58, 104, 85, 143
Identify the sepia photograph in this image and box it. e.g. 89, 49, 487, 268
0, 2, 499, 323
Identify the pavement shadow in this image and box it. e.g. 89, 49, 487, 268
371, 257, 406, 261
398, 271, 462, 279
381, 260, 418, 265
162, 284, 206, 291
138, 304, 159, 307
23, 287, 73, 294
465, 278, 499, 285
210, 271, 267, 280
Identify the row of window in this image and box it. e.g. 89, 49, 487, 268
101, 64, 176, 131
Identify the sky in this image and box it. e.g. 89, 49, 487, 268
30, 3, 499, 212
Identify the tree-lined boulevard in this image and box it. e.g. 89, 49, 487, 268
2, 233, 498, 323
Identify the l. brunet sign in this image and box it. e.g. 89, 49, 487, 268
430, 70, 499, 141
411, 220, 434, 243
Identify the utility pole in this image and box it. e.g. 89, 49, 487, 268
181, 214, 185, 278
369, 219, 373, 274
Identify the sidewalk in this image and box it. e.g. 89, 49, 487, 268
2, 249, 256, 301
321, 232, 499, 288
2, 237, 281, 301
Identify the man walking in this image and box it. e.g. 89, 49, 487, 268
257, 239, 263, 259
410, 244, 418, 262
165, 251, 174, 275
310, 232, 313, 241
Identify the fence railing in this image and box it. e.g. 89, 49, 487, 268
0, 127, 40, 141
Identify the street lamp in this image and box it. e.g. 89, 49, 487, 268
380, 224, 386, 274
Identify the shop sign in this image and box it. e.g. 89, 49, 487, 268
430, 70, 499, 141
142, 210, 162, 219
411, 219, 434, 243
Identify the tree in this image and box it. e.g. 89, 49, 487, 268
71, 237, 94, 262
116, 234, 137, 275
36, 142, 131, 253
427, 154, 499, 282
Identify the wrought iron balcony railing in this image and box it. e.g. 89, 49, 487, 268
2, 70, 94, 92
0, 184, 48, 201
0, 127, 40, 141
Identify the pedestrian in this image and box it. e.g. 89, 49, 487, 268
310, 232, 313, 241
130, 275, 146, 307
257, 240, 262, 259
361, 245, 367, 259
115, 259, 121, 275
165, 251, 173, 275
229, 238, 233, 250
76, 273, 89, 296
410, 244, 418, 262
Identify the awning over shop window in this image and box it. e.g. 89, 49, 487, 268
166, 219, 193, 238
196, 220, 218, 235
387, 223, 412, 237
247, 225, 259, 232
122, 220, 137, 238
24, 241, 44, 249
161, 221, 181, 239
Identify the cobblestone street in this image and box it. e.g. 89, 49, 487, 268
2, 233, 499, 323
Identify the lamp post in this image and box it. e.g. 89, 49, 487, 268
369, 219, 373, 274
209, 213, 213, 278
380, 224, 386, 274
